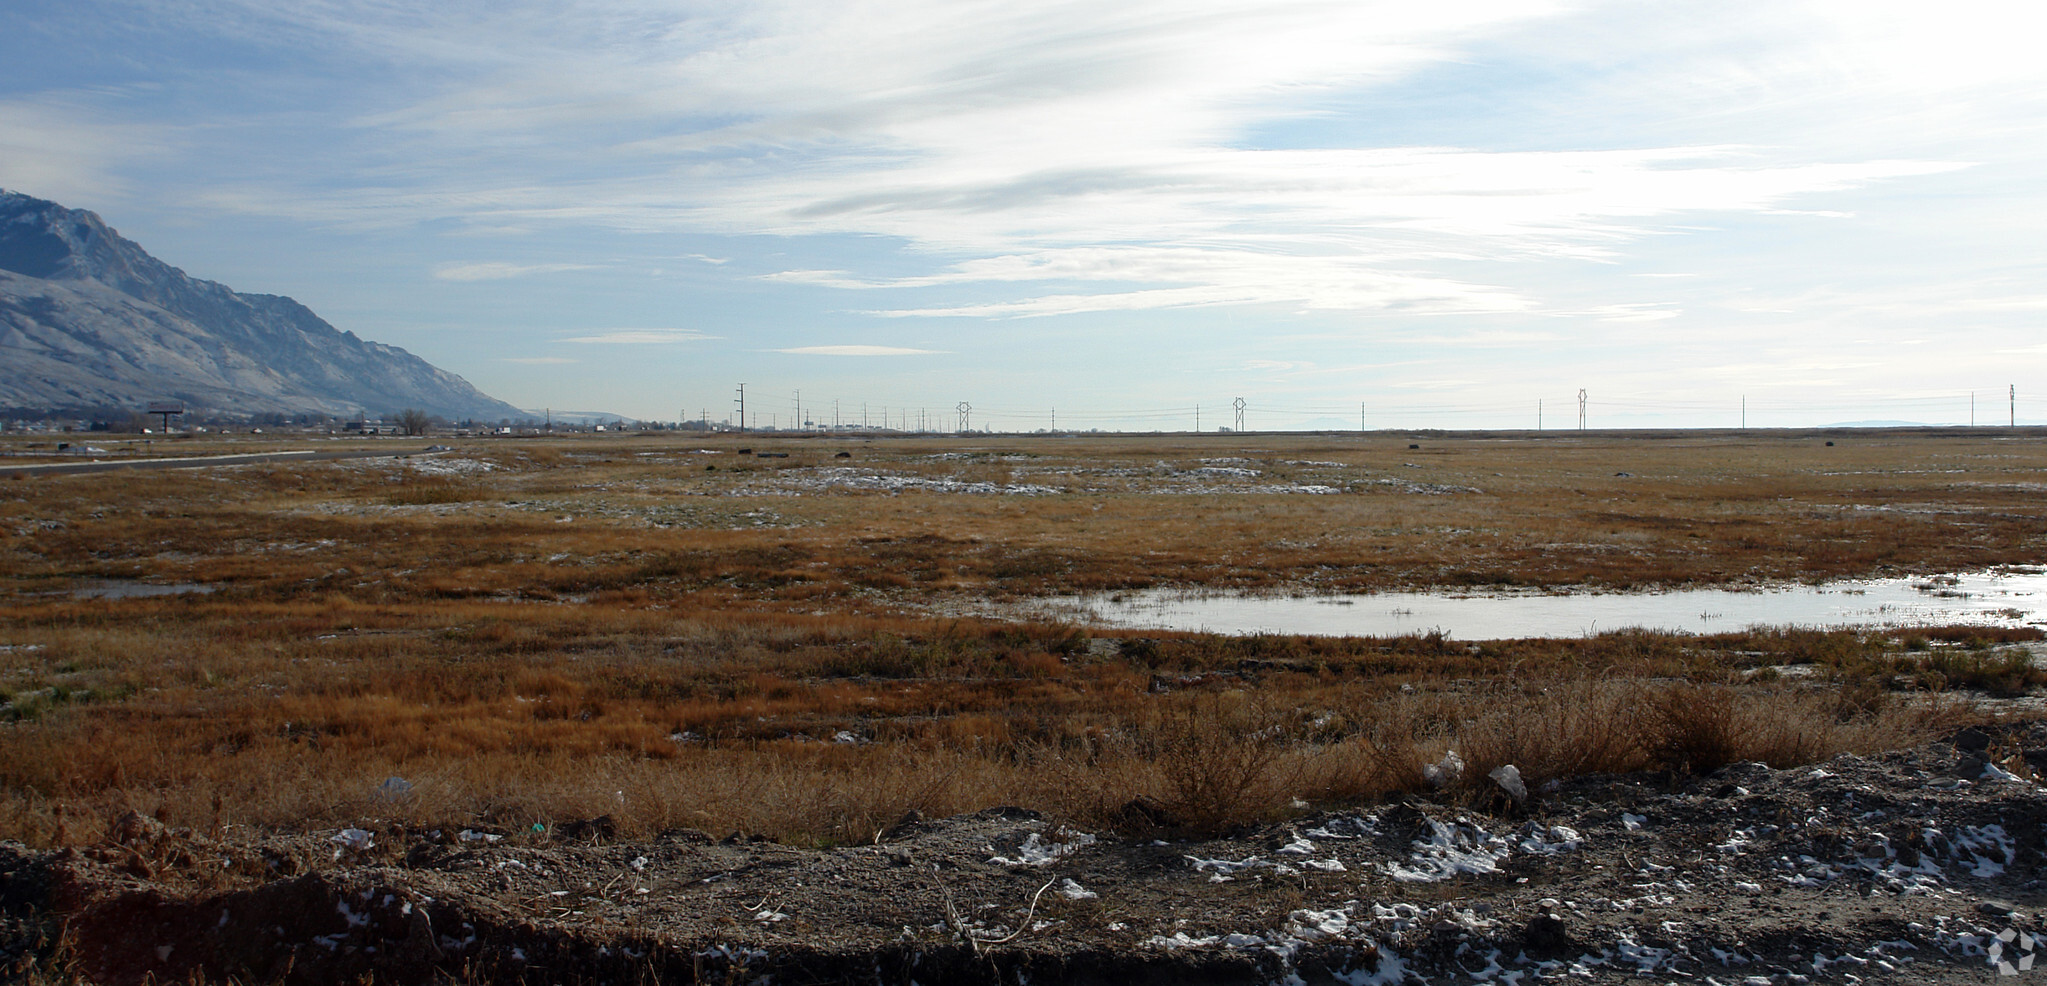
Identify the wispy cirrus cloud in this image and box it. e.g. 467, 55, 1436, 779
500, 356, 578, 364
0, 94, 171, 204
774, 345, 946, 356
559, 330, 715, 344
52, 0, 1980, 319
434, 261, 598, 281
14, 0, 2047, 426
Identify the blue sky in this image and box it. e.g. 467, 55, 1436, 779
4, 0, 2045, 428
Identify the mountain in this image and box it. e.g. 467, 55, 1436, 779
0, 190, 527, 422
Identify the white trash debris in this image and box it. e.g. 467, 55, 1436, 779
1058, 878, 1098, 900
1489, 764, 1528, 802
1423, 750, 1465, 788
331, 828, 375, 851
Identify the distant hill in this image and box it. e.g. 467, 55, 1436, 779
0, 189, 526, 422
524, 409, 639, 427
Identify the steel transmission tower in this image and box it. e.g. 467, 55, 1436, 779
1233, 397, 1246, 432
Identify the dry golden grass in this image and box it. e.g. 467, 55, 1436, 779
0, 429, 2042, 845
0, 594, 2017, 846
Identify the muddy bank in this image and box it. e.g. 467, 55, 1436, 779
6, 725, 2046, 984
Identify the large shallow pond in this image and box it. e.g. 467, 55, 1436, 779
1065, 569, 2047, 640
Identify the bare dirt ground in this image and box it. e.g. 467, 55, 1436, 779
6, 720, 2044, 984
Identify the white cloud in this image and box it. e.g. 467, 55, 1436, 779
434, 261, 597, 281
501, 356, 579, 364
79, 0, 2020, 330
1553, 303, 1682, 323
0, 95, 170, 204
16, 0, 2047, 426
559, 330, 714, 344
774, 345, 946, 356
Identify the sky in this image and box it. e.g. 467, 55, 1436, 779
3, 0, 2046, 430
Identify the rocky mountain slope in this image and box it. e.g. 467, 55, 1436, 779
0, 190, 525, 421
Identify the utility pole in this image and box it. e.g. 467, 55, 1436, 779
1972, 391, 1976, 427
1195, 404, 1199, 433
795, 390, 802, 431
1577, 389, 1587, 430
1538, 399, 1542, 431
1051, 407, 1056, 431
734, 384, 745, 433
1361, 401, 1367, 433
2012, 384, 2017, 427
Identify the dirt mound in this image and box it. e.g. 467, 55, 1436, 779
7, 725, 2045, 984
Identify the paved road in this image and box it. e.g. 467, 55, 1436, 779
0, 446, 446, 477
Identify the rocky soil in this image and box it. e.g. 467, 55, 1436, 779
5, 724, 2045, 985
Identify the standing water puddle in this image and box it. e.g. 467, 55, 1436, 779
1066, 569, 2047, 639
60, 581, 216, 600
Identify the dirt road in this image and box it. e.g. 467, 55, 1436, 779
0, 446, 445, 477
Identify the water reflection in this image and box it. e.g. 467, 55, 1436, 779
65, 581, 216, 600
1073, 569, 2047, 640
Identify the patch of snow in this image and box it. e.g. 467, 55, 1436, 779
989, 831, 1097, 867
1386, 819, 1511, 883
1517, 824, 1584, 854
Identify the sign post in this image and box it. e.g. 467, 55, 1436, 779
145, 401, 185, 434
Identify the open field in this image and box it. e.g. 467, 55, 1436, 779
5, 429, 2047, 982
2, 428, 2045, 847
